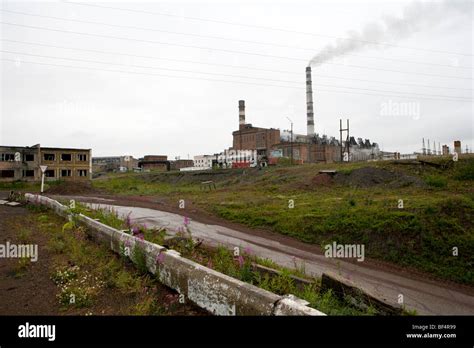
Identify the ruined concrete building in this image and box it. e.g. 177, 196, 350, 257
0, 144, 91, 181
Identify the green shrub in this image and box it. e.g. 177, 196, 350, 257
132, 243, 148, 274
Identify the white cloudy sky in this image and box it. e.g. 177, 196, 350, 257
0, 0, 472, 158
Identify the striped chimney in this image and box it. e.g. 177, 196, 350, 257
306, 67, 315, 136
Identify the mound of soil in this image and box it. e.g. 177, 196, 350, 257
311, 173, 334, 186
334, 167, 426, 188
45, 181, 101, 195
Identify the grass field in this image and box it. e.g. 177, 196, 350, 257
90, 156, 474, 285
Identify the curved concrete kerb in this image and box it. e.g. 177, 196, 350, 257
24, 193, 326, 316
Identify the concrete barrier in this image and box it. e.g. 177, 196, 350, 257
24, 194, 326, 316
321, 272, 402, 315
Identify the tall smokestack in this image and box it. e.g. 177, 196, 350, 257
306, 67, 314, 136
239, 100, 245, 129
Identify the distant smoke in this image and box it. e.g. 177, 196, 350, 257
309, 0, 470, 67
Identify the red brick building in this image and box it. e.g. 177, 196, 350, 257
231, 100, 280, 160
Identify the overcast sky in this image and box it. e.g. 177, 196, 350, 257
1, 0, 472, 158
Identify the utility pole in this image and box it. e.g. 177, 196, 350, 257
339, 119, 350, 162
287, 117, 293, 165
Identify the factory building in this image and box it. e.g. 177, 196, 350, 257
230, 66, 381, 164
0, 144, 91, 181
232, 100, 280, 161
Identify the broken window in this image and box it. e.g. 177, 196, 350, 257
24, 154, 35, 161
44, 153, 55, 161
0, 153, 15, 162
23, 170, 34, 177
45, 170, 55, 178
77, 154, 87, 161
1, 170, 15, 178
61, 169, 72, 177
78, 169, 88, 177
61, 153, 72, 161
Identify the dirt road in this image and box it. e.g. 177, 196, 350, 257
50, 194, 474, 315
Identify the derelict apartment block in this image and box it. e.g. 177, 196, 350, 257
0, 144, 92, 182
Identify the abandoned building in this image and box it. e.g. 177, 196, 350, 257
0, 144, 92, 182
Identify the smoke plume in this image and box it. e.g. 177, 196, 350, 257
309, 0, 470, 67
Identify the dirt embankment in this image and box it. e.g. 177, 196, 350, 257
332, 167, 426, 188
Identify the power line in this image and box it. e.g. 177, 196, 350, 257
63, 1, 473, 57
2, 38, 471, 92
3, 49, 471, 101
0, 21, 304, 62
2, 57, 471, 102
1, 38, 300, 75
0, 9, 319, 53
2, 21, 471, 81
2, 8, 472, 70
0, 49, 301, 85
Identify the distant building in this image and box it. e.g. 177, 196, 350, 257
216, 149, 257, 168
442, 145, 450, 155
92, 156, 138, 173
231, 100, 280, 160
138, 155, 170, 171
193, 155, 214, 168
170, 159, 194, 171
0, 144, 91, 182
454, 141, 462, 154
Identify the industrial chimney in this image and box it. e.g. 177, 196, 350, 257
306, 66, 314, 136
239, 100, 245, 129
